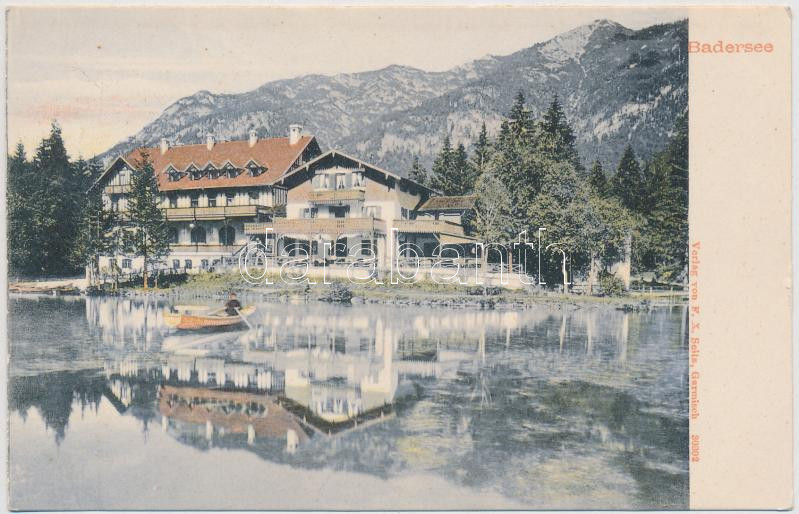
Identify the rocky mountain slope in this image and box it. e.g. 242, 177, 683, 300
99, 19, 687, 175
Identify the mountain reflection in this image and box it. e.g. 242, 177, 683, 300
9, 296, 689, 508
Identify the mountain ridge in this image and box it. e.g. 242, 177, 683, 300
98, 18, 687, 176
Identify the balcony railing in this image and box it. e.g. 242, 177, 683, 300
244, 216, 385, 235
169, 243, 242, 254
393, 219, 467, 237
308, 189, 365, 203
164, 205, 268, 221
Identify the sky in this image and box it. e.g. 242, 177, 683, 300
6, 7, 685, 158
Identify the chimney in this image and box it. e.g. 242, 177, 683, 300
206, 134, 215, 151
289, 124, 302, 145
160, 138, 169, 155
248, 129, 258, 148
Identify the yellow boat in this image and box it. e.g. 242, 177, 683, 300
163, 305, 256, 330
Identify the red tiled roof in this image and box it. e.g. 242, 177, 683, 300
419, 195, 476, 211
116, 136, 315, 191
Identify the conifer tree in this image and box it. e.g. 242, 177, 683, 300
537, 95, 580, 167
7, 143, 37, 275
128, 152, 170, 289
453, 142, 477, 194
588, 160, 607, 196
507, 91, 534, 141
470, 122, 492, 176
610, 145, 644, 211
408, 156, 428, 186
21, 123, 85, 275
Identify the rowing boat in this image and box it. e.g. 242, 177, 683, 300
163, 305, 256, 330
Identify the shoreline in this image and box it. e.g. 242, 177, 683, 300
9, 272, 686, 310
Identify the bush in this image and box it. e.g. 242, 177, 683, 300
320, 283, 353, 303
599, 273, 626, 297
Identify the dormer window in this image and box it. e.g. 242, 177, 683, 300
187, 165, 203, 181
166, 166, 182, 182
223, 163, 238, 179
245, 160, 264, 177
204, 164, 219, 179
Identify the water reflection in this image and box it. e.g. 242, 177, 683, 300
9, 296, 688, 509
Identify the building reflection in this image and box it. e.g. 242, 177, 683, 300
12, 296, 680, 456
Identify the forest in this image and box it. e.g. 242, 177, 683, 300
412, 92, 688, 287
7, 93, 688, 288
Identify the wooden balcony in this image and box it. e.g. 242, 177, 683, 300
164, 205, 268, 221
245, 216, 385, 235
307, 189, 365, 204
393, 219, 467, 237
169, 244, 242, 254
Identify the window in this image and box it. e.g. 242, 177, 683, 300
247, 163, 262, 177
364, 206, 382, 218
226, 192, 235, 206
121, 258, 132, 269
184, 259, 193, 270
226, 166, 238, 179
190, 194, 199, 208
201, 259, 210, 270
312, 174, 323, 189
168, 227, 179, 244
219, 225, 235, 246
168, 195, 177, 208
167, 166, 182, 182
335, 237, 348, 257
248, 191, 259, 204
172, 259, 180, 270
401, 207, 409, 220
302, 207, 318, 219
111, 195, 119, 212
190, 226, 206, 244
335, 173, 346, 190
352, 172, 364, 187
208, 195, 217, 207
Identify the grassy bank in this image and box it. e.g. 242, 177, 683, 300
117, 271, 687, 309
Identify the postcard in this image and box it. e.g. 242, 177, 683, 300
3, 5, 792, 511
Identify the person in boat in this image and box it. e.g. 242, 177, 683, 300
224, 292, 242, 316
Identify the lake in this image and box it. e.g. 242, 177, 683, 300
8, 295, 689, 510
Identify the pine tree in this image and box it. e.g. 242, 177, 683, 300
537, 95, 580, 166
507, 91, 534, 141
588, 160, 607, 196
636, 112, 689, 280
7, 143, 37, 275
429, 135, 455, 194
27, 123, 85, 275
128, 152, 170, 290
408, 156, 428, 186
471, 122, 492, 176
453, 143, 477, 194
610, 145, 644, 211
